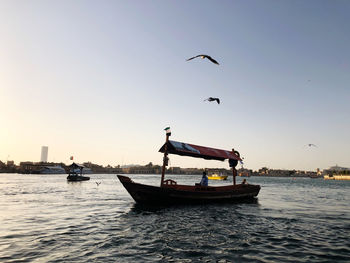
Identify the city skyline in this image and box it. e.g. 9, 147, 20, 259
1, 1, 349, 171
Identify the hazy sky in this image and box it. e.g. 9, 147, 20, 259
1, 0, 349, 171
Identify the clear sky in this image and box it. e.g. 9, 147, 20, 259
1, 0, 349, 171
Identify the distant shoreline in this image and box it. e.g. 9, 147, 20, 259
1, 161, 348, 177
0, 172, 322, 178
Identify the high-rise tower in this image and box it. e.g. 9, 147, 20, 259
41, 146, 48, 162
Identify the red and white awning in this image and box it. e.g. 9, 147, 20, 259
159, 140, 241, 161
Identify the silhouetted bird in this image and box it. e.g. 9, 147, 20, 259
304, 144, 317, 147
204, 97, 220, 104
186, 54, 219, 65
96, 182, 101, 186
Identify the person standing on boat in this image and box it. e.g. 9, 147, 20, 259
200, 171, 208, 186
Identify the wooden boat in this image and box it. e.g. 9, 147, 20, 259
117, 128, 260, 205
207, 173, 228, 180
67, 163, 90, 182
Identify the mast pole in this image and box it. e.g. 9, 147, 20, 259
160, 127, 171, 187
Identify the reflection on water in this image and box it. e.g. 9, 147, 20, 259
0, 174, 349, 262
130, 197, 260, 213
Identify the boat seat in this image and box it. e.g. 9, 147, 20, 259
164, 179, 177, 185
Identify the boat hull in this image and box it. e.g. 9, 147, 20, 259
117, 175, 260, 205
67, 175, 90, 182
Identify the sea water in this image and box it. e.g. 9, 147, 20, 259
0, 173, 349, 263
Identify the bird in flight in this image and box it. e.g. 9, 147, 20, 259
204, 97, 220, 104
304, 144, 317, 147
96, 182, 101, 186
186, 54, 219, 65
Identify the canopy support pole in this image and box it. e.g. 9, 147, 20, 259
160, 132, 170, 187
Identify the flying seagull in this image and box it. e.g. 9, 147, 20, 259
186, 54, 219, 65
96, 182, 101, 186
304, 144, 317, 147
204, 97, 220, 104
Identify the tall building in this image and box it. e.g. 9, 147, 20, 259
41, 146, 48, 162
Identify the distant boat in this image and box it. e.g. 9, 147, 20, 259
67, 163, 90, 182
117, 128, 260, 205
309, 174, 321, 179
324, 174, 350, 180
238, 172, 251, 177
40, 165, 66, 174
207, 173, 228, 180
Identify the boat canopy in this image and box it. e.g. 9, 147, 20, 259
68, 163, 85, 169
159, 140, 241, 161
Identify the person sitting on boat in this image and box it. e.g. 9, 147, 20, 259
200, 171, 208, 186
242, 179, 248, 185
